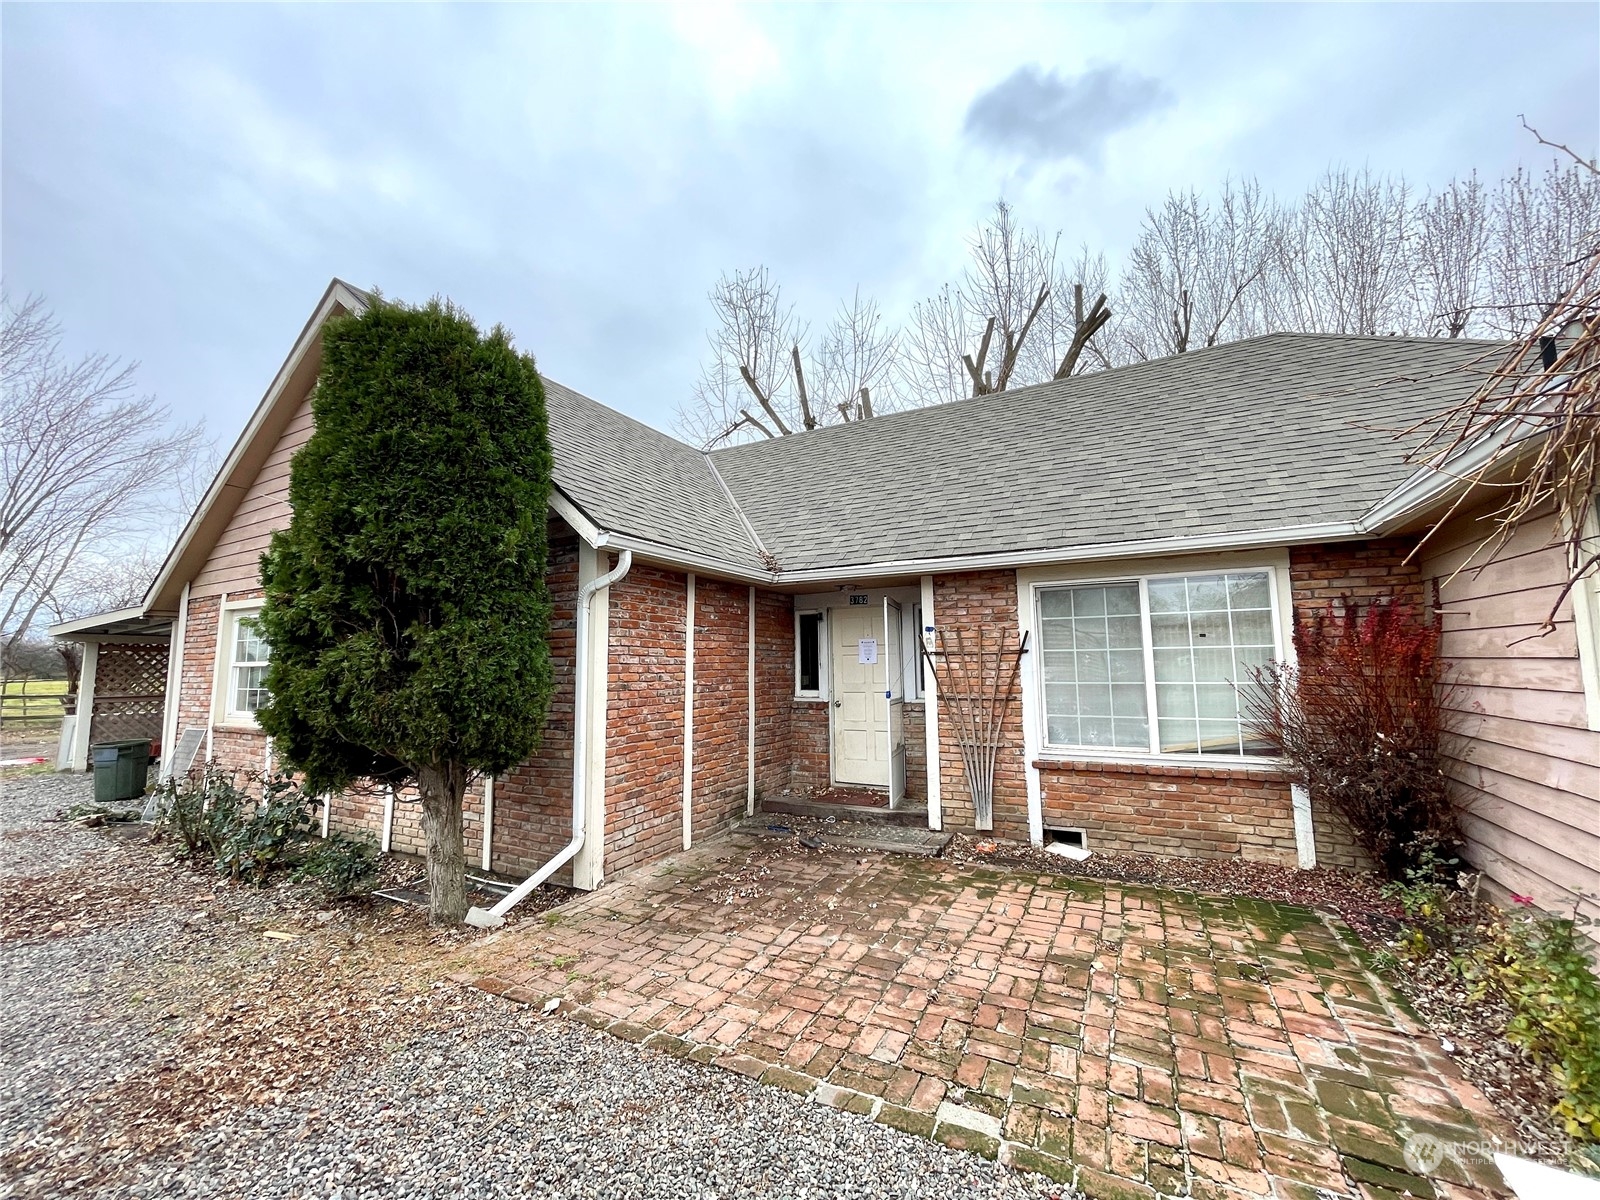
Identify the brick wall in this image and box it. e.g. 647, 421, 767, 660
902, 703, 926, 801
753, 590, 794, 800
1288, 538, 1424, 620
922, 553, 1390, 867
690, 578, 754, 841
485, 538, 581, 880
931, 570, 1031, 839
603, 563, 689, 876
1035, 759, 1299, 862
173, 548, 570, 880
1286, 539, 1420, 871
788, 702, 830, 790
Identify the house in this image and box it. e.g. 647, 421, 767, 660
54, 280, 1600, 928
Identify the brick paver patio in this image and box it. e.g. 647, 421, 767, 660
467, 835, 1511, 1200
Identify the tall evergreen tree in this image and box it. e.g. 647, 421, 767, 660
257, 297, 554, 923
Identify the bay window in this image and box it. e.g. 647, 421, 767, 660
1037, 570, 1279, 758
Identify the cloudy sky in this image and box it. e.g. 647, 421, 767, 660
4, 3, 1597, 451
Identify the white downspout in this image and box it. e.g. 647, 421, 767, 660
682, 572, 696, 850
480, 776, 495, 872
466, 549, 632, 928
746, 585, 756, 817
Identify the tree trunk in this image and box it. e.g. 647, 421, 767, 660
416, 762, 468, 925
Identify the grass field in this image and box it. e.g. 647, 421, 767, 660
0, 679, 69, 726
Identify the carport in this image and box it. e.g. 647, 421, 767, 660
47, 607, 172, 772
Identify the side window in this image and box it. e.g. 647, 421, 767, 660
220, 608, 270, 724
796, 611, 823, 696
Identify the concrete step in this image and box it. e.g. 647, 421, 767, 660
739, 817, 951, 858
758, 796, 931, 827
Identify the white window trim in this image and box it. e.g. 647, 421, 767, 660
794, 608, 828, 701
907, 602, 926, 703
214, 599, 267, 729
1573, 496, 1600, 732
1022, 556, 1292, 768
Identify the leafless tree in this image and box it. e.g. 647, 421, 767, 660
1118, 179, 1276, 360
1, 293, 206, 655
811, 289, 901, 423
1485, 158, 1600, 337
675, 267, 810, 445
1270, 167, 1417, 336
1409, 130, 1600, 631
902, 201, 1112, 401
1412, 172, 1492, 338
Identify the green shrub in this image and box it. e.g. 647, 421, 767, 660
294, 833, 381, 899
1463, 906, 1600, 1141
155, 767, 319, 884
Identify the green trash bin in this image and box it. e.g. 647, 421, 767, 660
90, 739, 152, 805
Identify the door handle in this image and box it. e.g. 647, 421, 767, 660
834, 700, 842, 708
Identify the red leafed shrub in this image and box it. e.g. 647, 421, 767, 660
1246, 598, 1460, 880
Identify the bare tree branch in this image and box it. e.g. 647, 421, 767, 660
1, 292, 207, 652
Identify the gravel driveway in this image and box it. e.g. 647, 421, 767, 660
0, 772, 1065, 1199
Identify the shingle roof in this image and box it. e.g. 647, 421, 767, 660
544, 380, 765, 571
704, 333, 1501, 573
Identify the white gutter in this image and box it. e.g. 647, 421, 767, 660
466, 548, 633, 928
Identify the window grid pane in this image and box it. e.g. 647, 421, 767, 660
1153, 572, 1272, 755
1040, 584, 1148, 749
229, 613, 270, 716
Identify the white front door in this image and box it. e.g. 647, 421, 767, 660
830, 606, 889, 787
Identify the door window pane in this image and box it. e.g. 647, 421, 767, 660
797, 613, 822, 693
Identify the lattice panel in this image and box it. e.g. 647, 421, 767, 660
88, 643, 168, 750
94, 644, 168, 697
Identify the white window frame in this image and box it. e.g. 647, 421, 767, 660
1029, 562, 1289, 765
907, 602, 926, 702
214, 601, 268, 728
794, 608, 828, 701
1573, 495, 1600, 732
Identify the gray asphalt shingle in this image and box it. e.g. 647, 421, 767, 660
544, 333, 1499, 577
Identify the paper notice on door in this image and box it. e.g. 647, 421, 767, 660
857, 638, 878, 664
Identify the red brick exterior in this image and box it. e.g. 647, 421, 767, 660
1035, 759, 1298, 861
1288, 538, 1424, 620
689, 578, 756, 841
603, 563, 689, 875
753, 590, 795, 799
931, 570, 1031, 839
788, 701, 830, 790
167, 524, 1400, 885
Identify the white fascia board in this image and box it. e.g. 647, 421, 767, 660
1362, 423, 1542, 535
140, 280, 369, 617
548, 490, 605, 548
46, 606, 147, 639
771, 522, 1368, 586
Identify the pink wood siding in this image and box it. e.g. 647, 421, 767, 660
190, 393, 314, 597
1421, 507, 1600, 931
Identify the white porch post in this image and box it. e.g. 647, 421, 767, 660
1016, 576, 1045, 847
158, 581, 190, 779
682, 572, 696, 850
69, 641, 100, 771
919, 575, 942, 831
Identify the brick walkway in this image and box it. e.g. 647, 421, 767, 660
467, 835, 1510, 1200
